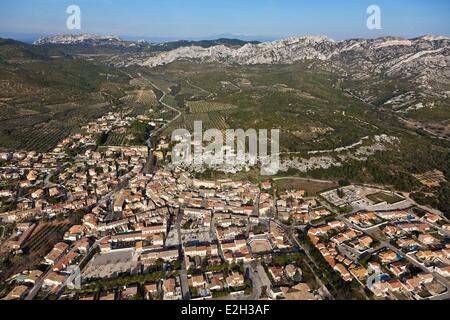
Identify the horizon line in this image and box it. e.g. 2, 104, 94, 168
2, 31, 450, 44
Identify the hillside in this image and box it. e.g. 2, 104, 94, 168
2, 35, 449, 214
0, 38, 130, 152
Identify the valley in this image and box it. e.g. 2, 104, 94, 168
0, 35, 449, 217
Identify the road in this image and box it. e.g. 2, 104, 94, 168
24, 265, 51, 300
141, 77, 182, 138
384, 240, 450, 300
397, 116, 448, 141
23, 72, 180, 300
344, 88, 448, 142
185, 80, 213, 99
243, 262, 262, 300
118, 70, 181, 140
24, 170, 130, 300
175, 211, 190, 300
272, 219, 334, 299
338, 213, 450, 300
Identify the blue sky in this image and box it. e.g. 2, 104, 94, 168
0, 0, 449, 41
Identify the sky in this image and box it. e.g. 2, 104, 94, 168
0, 0, 449, 42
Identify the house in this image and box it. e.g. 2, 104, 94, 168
442, 247, 450, 259
76, 238, 90, 254
405, 273, 433, 292
193, 179, 216, 189
425, 213, 442, 224
140, 249, 179, 264
43, 242, 69, 265
382, 225, 400, 237
190, 274, 206, 288
379, 250, 398, 264
399, 223, 430, 233
163, 278, 182, 300
367, 261, 382, 273
43, 272, 66, 288
285, 264, 299, 280
387, 280, 403, 292
279, 283, 315, 300
418, 234, 440, 245
358, 236, 373, 248
26, 170, 39, 182
121, 286, 138, 300
260, 181, 271, 190
349, 265, 368, 281
376, 211, 409, 220
328, 220, 346, 229
416, 250, 437, 261
184, 244, 217, 258
49, 187, 60, 197
144, 283, 159, 300
79, 293, 96, 301
64, 225, 85, 242
434, 265, 450, 277
221, 240, 247, 253
389, 261, 408, 277
268, 266, 284, 282
23, 270, 43, 285
308, 225, 331, 236
206, 272, 224, 291
396, 238, 420, 250
31, 189, 44, 199
334, 264, 352, 282
2, 285, 29, 300
99, 291, 116, 300
226, 271, 245, 288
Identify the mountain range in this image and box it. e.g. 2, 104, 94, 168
5, 33, 450, 126
131, 35, 449, 88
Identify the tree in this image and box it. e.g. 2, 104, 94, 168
293, 270, 302, 283
261, 285, 268, 298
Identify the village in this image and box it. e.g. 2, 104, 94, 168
0, 111, 449, 301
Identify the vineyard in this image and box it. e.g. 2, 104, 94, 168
104, 132, 128, 146
129, 105, 151, 117
22, 222, 69, 254
119, 88, 158, 114
165, 112, 229, 134
188, 101, 238, 113
2, 124, 71, 152
0, 101, 113, 152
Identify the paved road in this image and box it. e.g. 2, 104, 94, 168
24, 266, 51, 300
25, 169, 130, 300
384, 241, 450, 300
185, 80, 213, 99
344, 88, 448, 142
243, 262, 262, 300
174, 211, 190, 300
273, 219, 334, 299
338, 213, 450, 300
141, 77, 182, 137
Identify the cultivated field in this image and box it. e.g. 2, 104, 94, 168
188, 101, 238, 113
104, 132, 128, 146
366, 192, 405, 204
165, 112, 229, 133
120, 89, 158, 109
0, 220, 71, 282
273, 178, 338, 196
